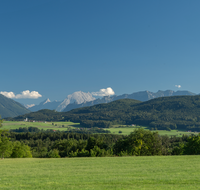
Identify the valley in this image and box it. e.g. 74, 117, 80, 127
10, 95, 200, 132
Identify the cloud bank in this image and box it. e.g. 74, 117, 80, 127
92, 87, 115, 96
0, 90, 42, 99
175, 85, 181, 88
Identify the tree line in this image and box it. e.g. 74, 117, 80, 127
10, 126, 111, 134
1, 128, 200, 158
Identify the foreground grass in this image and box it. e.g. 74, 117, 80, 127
0, 156, 200, 190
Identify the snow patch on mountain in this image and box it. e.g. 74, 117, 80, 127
24, 104, 35, 109
41, 98, 51, 105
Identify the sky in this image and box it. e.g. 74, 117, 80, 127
1, 0, 200, 105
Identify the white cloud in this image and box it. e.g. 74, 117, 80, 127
175, 85, 181, 88
0, 90, 42, 99
0, 91, 16, 98
15, 90, 42, 99
91, 87, 115, 96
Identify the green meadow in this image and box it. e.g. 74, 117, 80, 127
109, 125, 196, 136
0, 156, 200, 190
2, 121, 197, 136
2, 121, 81, 131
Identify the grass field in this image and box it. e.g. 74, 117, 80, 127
0, 156, 200, 190
2, 121, 197, 136
109, 125, 196, 136
2, 121, 81, 131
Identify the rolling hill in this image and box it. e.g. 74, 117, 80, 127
27, 90, 195, 112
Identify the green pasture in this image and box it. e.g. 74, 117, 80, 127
2, 121, 197, 136
2, 121, 81, 131
110, 125, 196, 136
0, 156, 200, 190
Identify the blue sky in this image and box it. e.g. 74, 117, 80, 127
1, 0, 200, 105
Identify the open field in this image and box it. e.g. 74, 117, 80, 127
110, 125, 197, 136
2, 121, 197, 136
0, 156, 200, 190
2, 121, 81, 131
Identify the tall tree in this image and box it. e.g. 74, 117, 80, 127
183, 135, 200, 155
114, 128, 162, 156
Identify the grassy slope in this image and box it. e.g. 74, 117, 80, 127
0, 156, 200, 190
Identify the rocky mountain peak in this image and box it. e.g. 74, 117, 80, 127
38, 98, 51, 106
56, 91, 96, 112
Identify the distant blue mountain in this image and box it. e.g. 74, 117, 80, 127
62, 90, 195, 112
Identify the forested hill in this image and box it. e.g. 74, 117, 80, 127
0, 94, 30, 118
11, 95, 200, 131
11, 99, 141, 122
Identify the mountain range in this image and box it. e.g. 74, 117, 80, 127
0, 89, 196, 119
28, 91, 96, 112
28, 90, 195, 112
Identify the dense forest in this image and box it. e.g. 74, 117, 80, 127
1, 128, 200, 158
11, 95, 200, 131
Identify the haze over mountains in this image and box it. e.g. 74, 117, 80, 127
28, 90, 195, 112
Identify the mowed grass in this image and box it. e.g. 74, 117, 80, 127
2, 121, 81, 131
0, 156, 200, 190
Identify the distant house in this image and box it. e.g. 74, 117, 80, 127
131, 124, 135, 126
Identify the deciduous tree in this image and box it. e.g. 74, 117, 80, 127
10, 141, 32, 158
0, 130, 13, 159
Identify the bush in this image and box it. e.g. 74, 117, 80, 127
10, 142, 32, 158
114, 129, 162, 156
183, 135, 200, 155
47, 149, 60, 158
